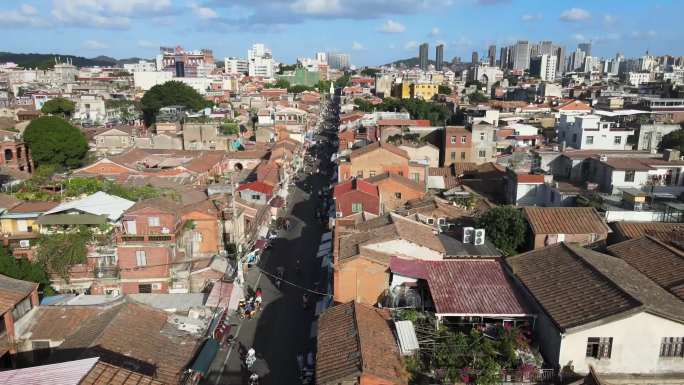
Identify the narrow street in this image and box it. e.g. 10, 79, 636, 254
203, 95, 339, 385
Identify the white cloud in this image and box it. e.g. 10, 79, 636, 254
137, 40, 156, 48
378, 19, 405, 33
190, 3, 218, 19
20, 4, 38, 16
521, 13, 542, 22
51, 0, 173, 29
290, 0, 342, 15
351, 41, 365, 50
603, 14, 616, 24
429, 27, 440, 36
404, 41, 418, 50
560, 8, 591, 22
83, 39, 108, 49
631, 30, 657, 39
0, 4, 48, 28
572, 33, 586, 42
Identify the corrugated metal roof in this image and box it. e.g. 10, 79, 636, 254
0, 357, 98, 385
394, 320, 419, 355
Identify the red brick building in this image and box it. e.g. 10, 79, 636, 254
443, 126, 472, 166
333, 179, 380, 218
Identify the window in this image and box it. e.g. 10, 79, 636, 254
480, 132, 485, 141
251, 194, 261, 200
478, 150, 486, 158
394, 192, 402, 199
657, 337, 683, 359
351, 203, 363, 213
461, 152, 466, 160
624, 170, 636, 182
614, 136, 622, 144
461, 136, 467, 144
586, 337, 613, 359
585, 136, 594, 145
450, 152, 456, 161
147, 216, 160, 226
369, 171, 376, 177
138, 284, 152, 294
12, 296, 32, 321
450, 136, 457, 144
427, 218, 434, 225
357, 170, 364, 178
135, 250, 147, 266
17, 220, 28, 232
572, 133, 578, 143
411, 172, 420, 182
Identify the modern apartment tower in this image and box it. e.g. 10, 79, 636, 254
471, 51, 479, 64
512, 40, 531, 70
436, 44, 444, 71
578, 42, 592, 57
488, 45, 496, 66
419, 43, 429, 70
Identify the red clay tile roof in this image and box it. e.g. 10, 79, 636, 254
601, 157, 653, 171
316, 302, 408, 385
507, 243, 684, 331
389, 256, 428, 279
0, 274, 37, 315
127, 198, 182, 214
515, 174, 545, 184
80, 361, 167, 385
333, 178, 379, 198
237, 181, 274, 195
350, 141, 409, 160
6, 201, 59, 213
557, 100, 592, 111
377, 119, 430, 127
523, 207, 610, 235
607, 236, 684, 301
424, 260, 529, 316
365, 172, 425, 192
610, 222, 684, 242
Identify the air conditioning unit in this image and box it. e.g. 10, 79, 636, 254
474, 229, 486, 245
19, 240, 30, 248
152, 283, 162, 290
161, 227, 170, 234
462, 227, 475, 243
599, 154, 608, 162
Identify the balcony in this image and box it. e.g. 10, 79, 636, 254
93, 265, 119, 279
117, 233, 176, 243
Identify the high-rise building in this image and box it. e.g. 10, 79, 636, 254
488, 45, 496, 66
328, 53, 350, 70
248, 43, 277, 78
158, 46, 214, 78
578, 42, 592, 57
570, 48, 586, 71
471, 51, 479, 64
556, 45, 566, 73
224, 57, 248, 75
436, 44, 444, 71
316, 52, 327, 64
530, 54, 557, 81
512, 41, 530, 70
419, 43, 429, 70
500, 47, 509, 69
539, 41, 555, 56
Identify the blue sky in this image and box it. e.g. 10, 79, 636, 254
0, 0, 681, 66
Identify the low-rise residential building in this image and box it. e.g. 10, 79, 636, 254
0, 201, 58, 258
338, 142, 410, 182
0, 274, 39, 359
470, 122, 497, 164
507, 243, 684, 375
236, 181, 274, 206
398, 142, 440, 168
636, 123, 682, 152
443, 126, 472, 166
366, 172, 425, 213
333, 178, 380, 218
557, 114, 634, 150
92, 127, 135, 155
523, 207, 611, 249
316, 301, 409, 385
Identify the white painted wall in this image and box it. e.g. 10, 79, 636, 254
364, 239, 443, 260
559, 312, 684, 374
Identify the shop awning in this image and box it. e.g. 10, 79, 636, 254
190, 338, 219, 376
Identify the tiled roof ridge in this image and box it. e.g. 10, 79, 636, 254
563, 243, 644, 308
644, 235, 684, 258
352, 303, 364, 373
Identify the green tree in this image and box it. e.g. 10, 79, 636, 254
658, 128, 684, 153
0, 244, 54, 295
475, 206, 527, 255
41, 97, 75, 118
317, 80, 333, 94
140, 81, 213, 126
36, 231, 90, 282
438, 85, 452, 94
266, 79, 291, 89
288, 84, 314, 94
360, 68, 380, 77
335, 74, 350, 87
23, 116, 88, 168
469, 91, 489, 104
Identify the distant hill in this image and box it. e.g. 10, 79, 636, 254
0, 52, 147, 69
384, 57, 436, 68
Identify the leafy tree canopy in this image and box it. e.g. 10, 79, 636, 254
23, 116, 88, 169
335, 74, 350, 87
140, 81, 213, 126
469, 91, 490, 104
438, 85, 452, 95
658, 128, 684, 153
37, 231, 90, 282
0, 244, 54, 295
475, 206, 527, 255
41, 97, 75, 117
354, 97, 456, 126
360, 68, 381, 77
